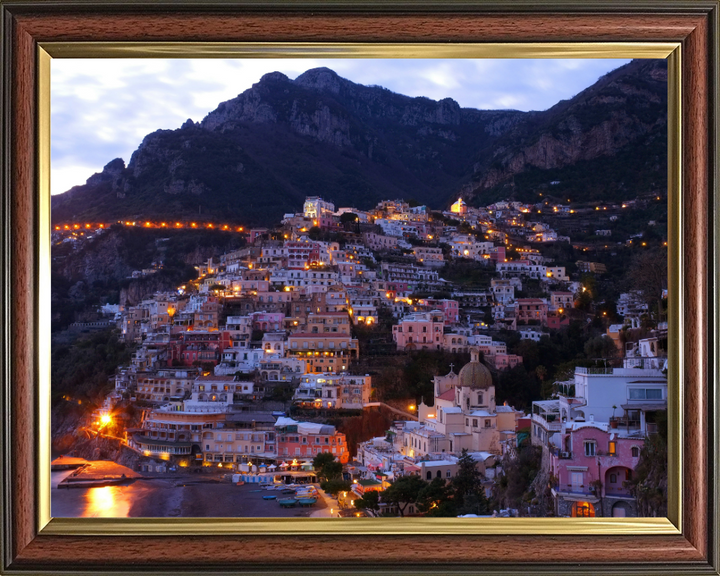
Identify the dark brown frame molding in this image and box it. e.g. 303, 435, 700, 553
1, 1, 718, 574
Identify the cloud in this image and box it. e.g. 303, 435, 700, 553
51, 57, 633, 195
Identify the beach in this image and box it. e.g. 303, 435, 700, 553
51, 471, 332, 518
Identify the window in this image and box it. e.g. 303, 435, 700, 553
446, 470, 452, 478
629, 388, 663, 400
608, 441, 616, 455
631, 446, 640, 457
485, 420, 492, 428
472, 419, 478, 428
584, 441, 596, 456
610, 473, 617, 483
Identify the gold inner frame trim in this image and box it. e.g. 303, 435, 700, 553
37, 41, 682, 537
41, 42, 678, 59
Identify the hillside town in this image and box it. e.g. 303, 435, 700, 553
53, 193, 667, 518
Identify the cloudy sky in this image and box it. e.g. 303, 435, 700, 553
51, 58, 631, 196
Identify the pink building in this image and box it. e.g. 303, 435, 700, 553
363, 232, 399, 251
417, 299, 459, 325
489, 245, 506, 263
516, 298, 548, 325
550, 291, 574, 310
487, 353, 523, 370
318, 215, 340, 230
168, 331, 232, 367
284, 241, 322, 269
549, 423, 643, 517
275, 418, 350, 464
392, 310, 445, 350
251, 312, 285, 332
546, 310, 570, 330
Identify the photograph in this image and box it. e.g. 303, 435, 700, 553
49, 57, 670, 521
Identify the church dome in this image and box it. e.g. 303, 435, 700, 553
457, 348, 493, 389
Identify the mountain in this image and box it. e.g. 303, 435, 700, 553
51, 60, 667, 226
467, 58, 667, 205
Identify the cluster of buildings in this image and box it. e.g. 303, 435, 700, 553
355, 349, 524, 489
81, 195, 664, 516
530, 329, 667, 517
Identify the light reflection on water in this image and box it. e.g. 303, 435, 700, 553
85, 486, 131, 517
51, 471, 134, 517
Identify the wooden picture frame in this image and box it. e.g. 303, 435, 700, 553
1, 1, 717, 573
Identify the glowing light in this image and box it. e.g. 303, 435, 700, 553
100, 414, 112, 426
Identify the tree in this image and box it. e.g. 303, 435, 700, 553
416, 477, 457, 517
320, 478, 352, 496
340, 212, 359, 224
354, 490, 380, 515
493, 445, 542, 513
451, 450, 488, 513
584, 336, 618, 361
629, 247, 667, 322
312, 452, 342, 481
381, 474, 428, 517
625, 411, 667, 517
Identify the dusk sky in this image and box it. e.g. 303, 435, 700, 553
51, 58, 632, 196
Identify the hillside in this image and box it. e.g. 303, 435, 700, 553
51, 60, 667, 226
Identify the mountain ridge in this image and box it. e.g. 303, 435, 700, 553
51, 60, 667, 226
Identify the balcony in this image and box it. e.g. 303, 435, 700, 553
532, 413, 562, 432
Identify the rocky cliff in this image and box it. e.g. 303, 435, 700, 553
51, 60, 666, 226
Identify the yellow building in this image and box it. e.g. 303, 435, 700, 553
286, 333, 359, 373
450, 198, 468, 215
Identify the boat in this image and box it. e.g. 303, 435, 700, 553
297, 497, 317, 507
262, 494, 277, 500
278, 498, 297, 508
281, 488, 295, 494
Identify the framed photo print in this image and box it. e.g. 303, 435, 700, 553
1, 1, 717, 574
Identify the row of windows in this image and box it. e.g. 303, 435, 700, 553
291, 341, 349, 349
465, 417, 492, 428
628, 388, 663, 400
425, 470, 453, 480
584, 441, 640, 457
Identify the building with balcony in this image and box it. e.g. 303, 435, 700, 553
530, 334, 667, 517
286, 333, 359, 373
548, 421, 642, 517
275, 417, 349, 464
292, 373, 372, 409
